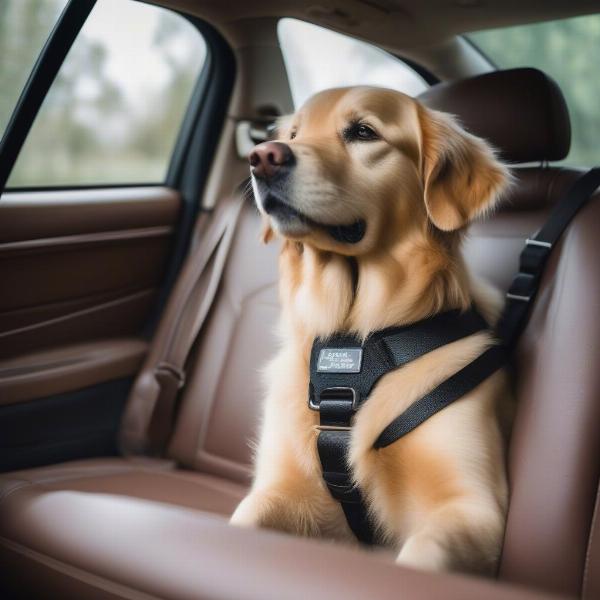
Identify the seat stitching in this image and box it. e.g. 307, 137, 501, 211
0, 481, 33, 503
194, 446, 253, 480
135, 465, 247, 497
0, 464, 139, 489
194, 291, 240, 459
0, 536, 160, 600
0, 467, 141, 503
0, 465, 246, 505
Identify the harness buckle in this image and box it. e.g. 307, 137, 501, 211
308, 387, 359, 411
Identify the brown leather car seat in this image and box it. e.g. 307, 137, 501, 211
1, 68, 599, 600
422, 69, 600, 598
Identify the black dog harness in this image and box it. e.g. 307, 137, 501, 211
310, 167, 600, 545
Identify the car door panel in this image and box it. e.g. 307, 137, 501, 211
0, 0, 234, 472
0, 377, 133, 472
0, 187, 179, 358
0, 187, 180, 241
0, 186, 180, 469
0, 338, 147, 406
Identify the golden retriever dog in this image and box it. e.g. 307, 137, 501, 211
230, 86, 512, 575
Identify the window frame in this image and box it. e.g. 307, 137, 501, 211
461, 35, 498, 71
396, 55, 439, 86
0, 0, 220, 193
0, 0, 95, 192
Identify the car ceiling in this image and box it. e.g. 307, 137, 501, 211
158, 0, 599, 50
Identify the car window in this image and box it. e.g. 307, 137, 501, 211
278, 18, 428, 109
469, 14, 600, 167
0, 0, 69, 140
6, 0, 207, 188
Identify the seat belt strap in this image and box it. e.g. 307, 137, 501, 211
145, 194, 246, 454
498, 167, 600, 348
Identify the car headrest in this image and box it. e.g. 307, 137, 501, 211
418, 68, 571, 164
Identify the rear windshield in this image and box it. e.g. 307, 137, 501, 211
469, 14, 600, 167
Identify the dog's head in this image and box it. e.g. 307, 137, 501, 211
250, 87, 509, 254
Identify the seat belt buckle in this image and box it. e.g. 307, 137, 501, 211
518, 238, 552, 275
308, 387, 359, 411
526, 238, 552, 249
505, 272, 537, 303
154, 362, 186, 390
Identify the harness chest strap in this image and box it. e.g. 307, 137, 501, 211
311, 307, 505, 544
310, 308, 493, 410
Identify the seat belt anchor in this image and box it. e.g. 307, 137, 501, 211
154, 362, 186, 390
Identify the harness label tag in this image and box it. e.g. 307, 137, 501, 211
317, 348, 363, 373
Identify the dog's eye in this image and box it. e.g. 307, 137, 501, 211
344, 122, 379, 142
290, 130, 297, 140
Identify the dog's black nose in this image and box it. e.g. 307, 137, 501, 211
249, 141, 294, 180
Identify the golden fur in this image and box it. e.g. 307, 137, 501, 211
231, 87, 513, 575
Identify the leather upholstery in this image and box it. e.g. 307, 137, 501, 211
2, 68, 599, 599
419, 68, 571, 163
0, 458, 245, 515
0, 338, 147, 405
0, 186, 181, 360
464, 170, 600, 597
166, 199, 281, 483
0, 488, 565, 600
496, 185, 600, 596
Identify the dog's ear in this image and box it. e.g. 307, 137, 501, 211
260, 215, 274, 244
419, 107, 510, 231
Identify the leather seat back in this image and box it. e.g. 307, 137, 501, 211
422, 69, 600, 598
165, 201, 280, 483
466, 167, 600, 598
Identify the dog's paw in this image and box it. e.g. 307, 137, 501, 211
230, 495, 262, 527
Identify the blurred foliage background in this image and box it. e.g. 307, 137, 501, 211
0, 2, 598, 188
470, 15, 600, 166
0, 0, 205, 187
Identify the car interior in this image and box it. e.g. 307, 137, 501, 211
1, 0, 599, 598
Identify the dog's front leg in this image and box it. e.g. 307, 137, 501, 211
231, 349, 351, 539
230, 437, 322, 536
396, 499, 505, 575
231, 483, 321, 537
230, 487, 301, 531
230, 449, 350, 539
